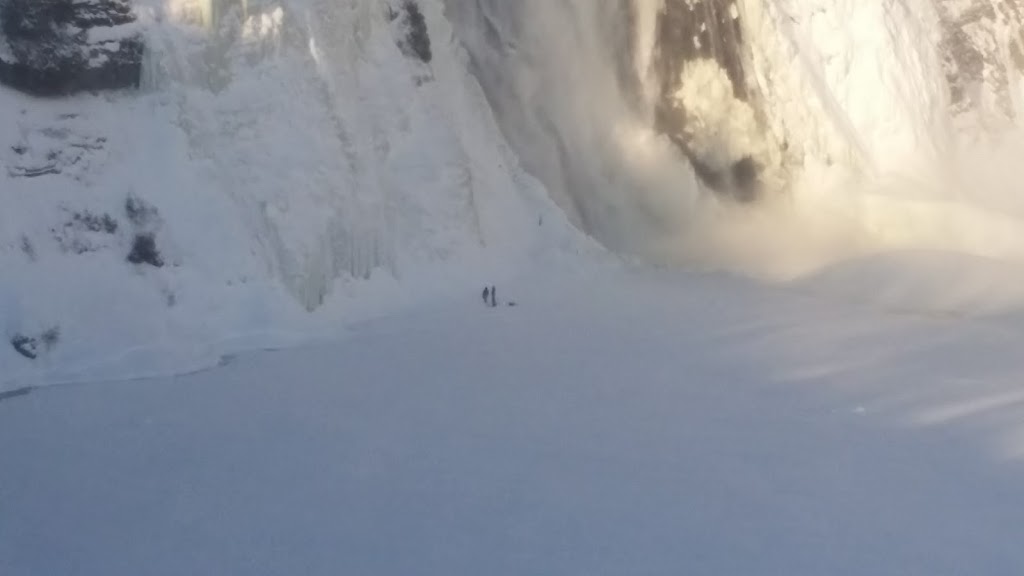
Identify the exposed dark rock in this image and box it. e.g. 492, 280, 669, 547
124, 194, 158, 228
9, 164, 61, 178
72, 210, 118, 233
124, 195, 165, 266
397, 0, 432, 64
651, 0, 746, 105
640, 0, 768, 200
20, 234, 36, 260
0, 0, 143, 96
70, 0, 135, 28
731, 156, 759, 196
652, 0, 740, 101
671, 141, 761, 203
6, 130, 105, 180
127, 232, 162, 267
11, 334, 38, 359
40, 326, 60, 348
10, 327, 57, 360
938, 0, 1024, 123
53, 209, 118, 253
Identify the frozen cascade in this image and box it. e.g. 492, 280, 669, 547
143, 0, 394, 310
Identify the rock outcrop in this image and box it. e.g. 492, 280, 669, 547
646, 0, 767, 201
938, 0, 1024, 129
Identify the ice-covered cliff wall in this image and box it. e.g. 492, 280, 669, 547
6, 0, 1024, 387
446, 0, 1024, 271
0, 0, 579, 387
939, 0, 1024, 132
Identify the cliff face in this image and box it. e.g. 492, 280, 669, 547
938, 0, 1024, 130
647, 0, 763, 201
0, 0, 143, 96
1, 0, 577, 387
640, 0, 1024, 197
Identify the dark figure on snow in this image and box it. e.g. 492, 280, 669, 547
482, 286, 490, 305
490, 285, 497, 307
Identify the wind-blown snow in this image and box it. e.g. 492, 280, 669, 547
446, 0, 1024, 279
672, 58, 766, 172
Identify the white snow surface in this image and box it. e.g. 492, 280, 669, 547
5, 266, 1024, 575
440, 0, 1024, 284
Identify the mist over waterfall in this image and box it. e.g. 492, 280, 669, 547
444, 0, 803, 257
445, 0, 1024, 274
443, 0, 704, 258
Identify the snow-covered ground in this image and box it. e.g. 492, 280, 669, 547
5, 262, 1024, 575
